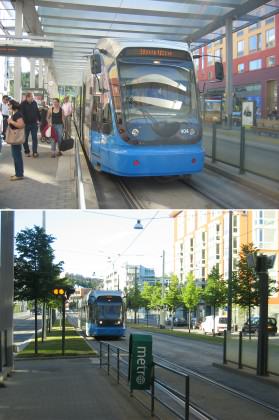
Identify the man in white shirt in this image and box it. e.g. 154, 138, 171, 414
0, 95, 10, 140
62, 96, 72, 138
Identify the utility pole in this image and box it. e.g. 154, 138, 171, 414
42, 211, 47, 342
160, 250, 165, 328
227, 211, 233, 332
256, 255, 269, 376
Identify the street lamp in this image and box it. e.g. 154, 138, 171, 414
134, 219, 143, 229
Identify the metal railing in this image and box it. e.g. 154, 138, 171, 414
73, 124, 86, 210
99, 341, 190, 419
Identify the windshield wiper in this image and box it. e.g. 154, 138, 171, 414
126, 96, 158, 125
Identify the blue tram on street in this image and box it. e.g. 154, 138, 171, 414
80, 290, 125, 338
80, 38, 204, 177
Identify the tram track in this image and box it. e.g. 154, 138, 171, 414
74, 123, 278, 209
84, 334, 279, 420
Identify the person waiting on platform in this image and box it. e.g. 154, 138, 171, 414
20, 92, 41, 157
7, 100, 25, 181
0, 95, 10, 141
47, 98, 65, 158
62, 96, 72, 138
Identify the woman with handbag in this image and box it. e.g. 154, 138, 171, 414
47, 98, 65, 158
7, 100, 25, 181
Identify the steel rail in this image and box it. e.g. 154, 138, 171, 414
153, 354, 279, 416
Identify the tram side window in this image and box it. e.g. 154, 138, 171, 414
102, 103, 113, 134
92, 95, 101, 131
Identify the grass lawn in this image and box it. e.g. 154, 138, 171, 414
17, 322, 96, 358
127, 323, 224, 345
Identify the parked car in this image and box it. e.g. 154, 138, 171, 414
242, 317, 277, 336
201, 315, 227, 335
165, 316, 187, 327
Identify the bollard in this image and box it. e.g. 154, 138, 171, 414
238, 332, 243, 369
100, 342, 102, 368
212, 122, 217, 163
239, 126, 246, 174
185, 375, 190, 420
223, 330, 227, 364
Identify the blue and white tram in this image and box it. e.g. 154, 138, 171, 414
80, 290, 125, 338
81, 38, 205, 177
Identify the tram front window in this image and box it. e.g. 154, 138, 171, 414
97, 303, 122, 320
118, 62, 200, 144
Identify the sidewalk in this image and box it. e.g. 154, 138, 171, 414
0, 139, 77, 209
0, 358, 153, 420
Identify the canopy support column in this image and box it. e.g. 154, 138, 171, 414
225, 18, 233, 128
14, 0, 23, 101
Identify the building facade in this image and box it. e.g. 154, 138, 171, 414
0, 211, 14, 383
173, 210, 279, 322
196, 14, 279, 118
105, 263, 156, 292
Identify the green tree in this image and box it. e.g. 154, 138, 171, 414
65, 272, 103, 289
14, 226, 63, 354
203, 266, 227, 335
164, 274, 182, 328
181, 273, 201, 333
126, 285, 143, 323
141, 282, 153, 326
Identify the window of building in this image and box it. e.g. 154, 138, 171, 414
249, 59, 262, 71
249, 34, 262, 52
216, 224, 220, 240
265, 16, 274, 25
249, 22, 261, 31
202, 249, 206, 264
266, 28, 275, 48
238, 63, 245, 73
237, 30, 244, 37
215, 48, 222, 60
233, 215, 238, 233
202, 231, 206, 244
190, 237, 194, 252
208, 71, 212, 80
267, 56, 276, 67
237, 40, 244, 57
208, 54, 213, 65
216, 243, 220, 259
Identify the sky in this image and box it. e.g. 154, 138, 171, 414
13, 210, 174, 279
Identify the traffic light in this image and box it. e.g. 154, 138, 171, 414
52, 288, 65, 296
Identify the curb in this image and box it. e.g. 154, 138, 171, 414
212, 362, 279, 388
205, 160, 279, 201
15, 354, 97, 361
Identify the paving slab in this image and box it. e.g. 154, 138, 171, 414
0, 140, 77, 209
0, 358, 153, 420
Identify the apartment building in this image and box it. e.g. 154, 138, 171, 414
173, 210, 279, 319
105, 263, 156, 292
196, 14, 279, 118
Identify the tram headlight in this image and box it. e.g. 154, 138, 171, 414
115, 321, 121, 325
99, 320, 103, 325
131, 128, 139, 137
189, 128, 196, 136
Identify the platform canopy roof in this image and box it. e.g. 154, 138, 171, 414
3, 0, 279, 86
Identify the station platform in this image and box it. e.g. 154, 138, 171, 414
1, 357, 152, 420
0, 139, 77, 209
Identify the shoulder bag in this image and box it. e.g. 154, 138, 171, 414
5, 126, 25, 145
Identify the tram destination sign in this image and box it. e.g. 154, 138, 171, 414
121, 47, 191, 61
0, 40, 53, 58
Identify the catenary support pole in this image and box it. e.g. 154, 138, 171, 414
227, 211, 233, 332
